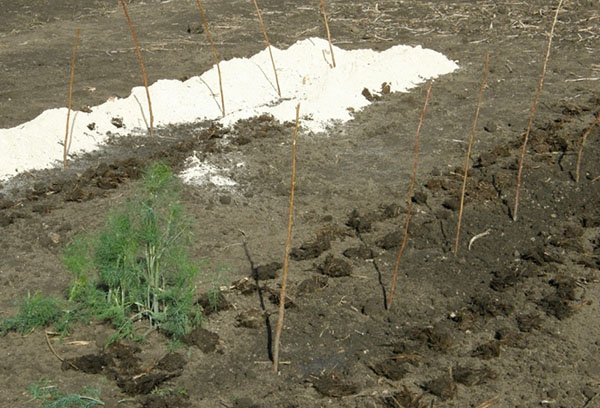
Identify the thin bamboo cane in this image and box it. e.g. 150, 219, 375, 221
387, 83, 433, 311
195, 0, 226, 117
454, 52, 489, 255
273, 103, 301, 372
252, 0, 281, 97
513, 0, 563, 221
63, 28, 80, 168
119, 0, 154, 137
320, 0, 336, 68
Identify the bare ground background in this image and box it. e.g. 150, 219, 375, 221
1, 1, 599, 407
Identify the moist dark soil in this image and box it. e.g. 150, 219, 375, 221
1, 1, 599, 407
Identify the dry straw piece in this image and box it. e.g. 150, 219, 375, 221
119, 0, 154, 137
387, 83, 433, 311
513, 0, 563, 221
252, 0, 281, 97
454, 52, 489, 255
320, 0, 336, 68
575, 114, 600, 183
273, 103, 301, 372
63, 28, 80, 168
196, 0, 226, 117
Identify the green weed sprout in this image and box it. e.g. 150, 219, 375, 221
64, 162, 201, 341
28, 379, 104, 407
1, 292, 64, 334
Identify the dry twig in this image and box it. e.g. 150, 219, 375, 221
196, 0, 226, 116
575, 114, 600, 183
387, 83, 433, 310
119, 0, 154, 137
513, 0, 563, 221
273, 103, 301, 372
45, 332, 79, 370
320, 0, 336, 67
454, 52, 489, 254
252, 0, 281, 97
63, 28, 80, 168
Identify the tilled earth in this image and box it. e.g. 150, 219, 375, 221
1, 1, 599, 407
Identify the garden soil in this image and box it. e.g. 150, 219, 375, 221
1, 1, 599, 407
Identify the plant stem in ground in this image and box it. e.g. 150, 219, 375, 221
575, 114, 600, 183
195, 0, 226, 117
454, 52, 489, 255
252, 0, 281, 97
63, 28, 80, 168
119, 0, 154, 137
273, 103, 301, 372
387, 83, 432, 311
513, 0, 562, 221
320, 0, 336, 67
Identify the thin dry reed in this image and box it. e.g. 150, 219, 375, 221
63, 28, 80, 168
575, 114, 600, 183
513, 0, 563, 221
319, 0, 336, 68
196, 0, 226, 117
119, 0, 154, 137
252, 0, 281, 97
475, 395, 500, 408
454, 52, 489, 254
273, 103, 301, 372
387, 83, 433, 311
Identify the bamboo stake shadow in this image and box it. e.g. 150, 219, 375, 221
241, 237, 273, 361
454, 52, 489, 255
387, 83, 433, 311
119, 0, 154, 137
63, 28, 80, 168
273, 103, 301, 372
513, 0, 563, 221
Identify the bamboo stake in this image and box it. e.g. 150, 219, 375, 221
320, 0, 336, 68
454, 52, 489, 255
387, 83, 433, 311
273, 103, 301, 372
575, 114, 600, 183
63, 28, 80, 168
119, 0, 154, 137
513, 0, 563, 221
252, 0, 281, 97
195, 0, 226, 117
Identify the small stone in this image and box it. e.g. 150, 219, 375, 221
484, 121, 497, 133
219, 194, 232, 205
412, 191, 428, 205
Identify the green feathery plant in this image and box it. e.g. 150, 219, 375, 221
64, 162, 202, 341
1, 292, 64, 335
28, 379, 104, 408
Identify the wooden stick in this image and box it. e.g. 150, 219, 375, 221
513, 0, 563, 221
252, 0, 281, 97
575, 114, 600, 183
63, 28, 80, 168
387, 83, 433, 310
119, 0, 154, 137
454, 52, 489, 255
273, 103, 301, 372
196, 0, 226, 117
320, 0, 336, 68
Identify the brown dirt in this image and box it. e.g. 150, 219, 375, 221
1, 1, 600, 407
